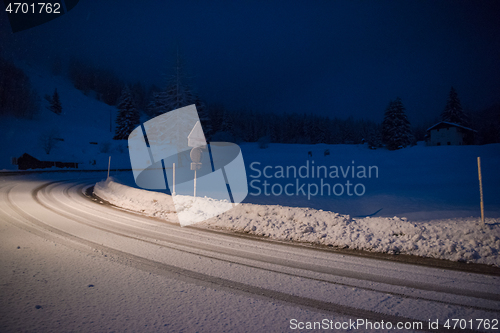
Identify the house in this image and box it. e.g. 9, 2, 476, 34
17, 153, 79, 170
425, 121, 476, 146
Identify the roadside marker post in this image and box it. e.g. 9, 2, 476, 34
477, 157, 485, 224
172, 163, 176, 196
194, 169, 197, 197
107, 156, 111, 179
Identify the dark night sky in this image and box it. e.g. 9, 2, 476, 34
1, 0, 499, 123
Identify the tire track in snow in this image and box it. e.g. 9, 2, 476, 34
36, 180, 500, 309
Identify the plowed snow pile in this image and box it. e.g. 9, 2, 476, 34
95, 178, 500, 267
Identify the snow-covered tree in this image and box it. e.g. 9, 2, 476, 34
146, 97, 157, 118
151, 50, 211, 140
367, 124, 383, 148
113, 85, 140, 140
149, 91, 168, 118
130, 81, 147, 112
49, 88, 62, 115
208, 102, 225, 134
340, 116, 356, 144
194, 96, 212, 140
382, 97, 412, 150
220, 106, 235, 134
153, 50, 195, 117
441, 87, 468, 126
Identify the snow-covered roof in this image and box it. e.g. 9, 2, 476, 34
20, 151, 83, 164
426, 121, 476, 132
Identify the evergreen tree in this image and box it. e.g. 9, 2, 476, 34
151, 50, 212, 140
194, 96, 212, 140
209, 104, 237, 142
316, 116, 328, 143
382, 97, 412, 150
144, 85, 160, 117
340, 116, 355, 144
367, 124, 383, 148
329, 118, 343, 144
267, 113, 281, 143
131, 81, 147, 112
113, 85, 140, 140
441, 87, 468, 126
153, 49, 195, 117
220, 107, 233, 133
49, 88, 62, 115
146, 97, 157, 118
150, 91, 168, 117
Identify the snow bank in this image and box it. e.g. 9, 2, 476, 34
201, 204, 500, 267
95, 179, 500, 267
95, 178, 233, 225
94, 178, 178, 222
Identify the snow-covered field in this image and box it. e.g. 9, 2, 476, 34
95, 178, 500, 267
238, 142, 500, 219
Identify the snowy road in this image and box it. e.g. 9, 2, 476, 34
1, 174, 499, 332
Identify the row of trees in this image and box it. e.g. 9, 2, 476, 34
206, 104, 383, 146
112, 54, 384, 146
62, 54, 498, 147
112, 51, 386, 146
3, 53, 495, 148
114, 79, 478, 150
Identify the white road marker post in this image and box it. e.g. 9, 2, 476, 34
107, 156, 111, 179
194, 169, 197, 198
477, 157, 485, 224
172, 163, 176, 196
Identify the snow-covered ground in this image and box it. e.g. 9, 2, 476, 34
2, 62, 500, 333
95, 178, 500, 267
238, 141, 500, 220
2, 174, 499, 333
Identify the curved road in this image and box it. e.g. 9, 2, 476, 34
1, 173, 499, 332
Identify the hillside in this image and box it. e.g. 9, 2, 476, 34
0, 62, 132, 171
